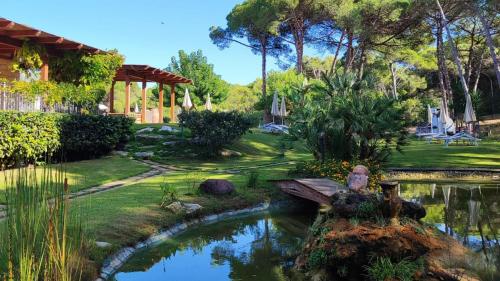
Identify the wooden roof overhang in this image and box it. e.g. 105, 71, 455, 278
114, 64, 192, 85
0, 17, 104, 59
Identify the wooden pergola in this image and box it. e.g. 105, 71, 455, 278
112, 64, 192, 123
0, 18, 104, 81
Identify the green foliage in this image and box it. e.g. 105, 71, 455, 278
290, 72, 409, 163
218, 84, 260, 112
357, 201, 378, 218
59, 115, 133, 161
0, 111, 61, 169
178, 111, 253, 157
160, 179, 179, 208
365, 257, 424, 281
246, 170, 259, 189
167, 50, 229, 105
11, 41, 46, 76
0, 167, 86, 281
254, 69, 306, 113
291, 159, 383, 190
307, 249, 329, 269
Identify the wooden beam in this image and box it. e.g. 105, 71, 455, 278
141, 80, 147, 123
0, 35, 22, 48
109, 81, 115, 113
2, 30, 42, 37
125, 80, 131, 115
158, 82, 164, 123
58, 43, 83, 50
0, 20, 14, 29
36, 37, 64, 44
170, 84, 176, 123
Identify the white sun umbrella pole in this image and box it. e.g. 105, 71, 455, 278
279, 95, 287, 125
205, 93, 213, 111
182, 88, 193, 111
270, 92, 279, 124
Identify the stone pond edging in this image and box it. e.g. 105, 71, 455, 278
96, 202, 271, 281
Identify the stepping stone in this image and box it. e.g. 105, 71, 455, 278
159, 125, 178, 132
134, 152, 154, 159
136, 127, 155, 134
112, 151, 129, 157
96, 241, 112, 248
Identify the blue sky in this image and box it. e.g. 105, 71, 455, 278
2, 0, 322, 85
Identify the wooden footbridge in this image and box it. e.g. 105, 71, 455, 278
272, 178, 347, 205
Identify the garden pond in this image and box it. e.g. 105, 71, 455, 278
111, 181, 499, 281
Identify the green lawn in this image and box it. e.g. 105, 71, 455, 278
129, 125, 313, 170
388, 139, 500, 168
0, 156, 150, 204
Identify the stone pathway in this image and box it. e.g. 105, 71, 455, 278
0, 161, 172, 220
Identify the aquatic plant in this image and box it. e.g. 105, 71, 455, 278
0, 167, 85, 281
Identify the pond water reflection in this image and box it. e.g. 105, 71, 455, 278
113, 181, 499, 281
112, 211, 314, 281
399, 182, 499, 250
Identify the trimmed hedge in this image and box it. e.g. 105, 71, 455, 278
60, 115, 133, 161
0, 111, 134, 168
0, 112, 60, 168
179, 111, 253, 157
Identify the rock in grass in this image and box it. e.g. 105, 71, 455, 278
95, 241, 112, 248
112, 150, 129, 157
220, 149, 242, 157
199, 179, 235, 195
165, 202, 202, 214
159, 125, 178, 132
136, 127, 155, 134
134, 151, 154, 159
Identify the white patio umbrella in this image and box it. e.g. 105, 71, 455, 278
442, 185, 451, 209
270, 92, 279, 123
182, 88, 193, 111
439, 99, 454, 134
134, 103, 139, 113
279, 95, 287, 125
205, 93, 213, 111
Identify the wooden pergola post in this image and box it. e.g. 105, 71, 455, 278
40, 58, 49, 81
109, 81, 115, 113
125, 79, 131, 115
158, 81, 164, 123
141, 80, 147, 123
170, 84, 176, 122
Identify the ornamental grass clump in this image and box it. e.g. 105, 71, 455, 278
0, 167, 86, 281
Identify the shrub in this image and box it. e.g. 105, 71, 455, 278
59, 115, 133, 160
365, 257, 424, 281
0, 111, 61, 169
0, 112, 134, 167
290, 160, 383, 190
178, 111, 253, 157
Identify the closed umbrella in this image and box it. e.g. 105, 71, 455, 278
279, 95, 287, 125
134, 103, 139, 113
427, 104, 433, 133
182, 88, 192, 111
439, 99, 454, 134
270, 92, 279, 123
205, 93, 212, 111
464, 94, 476, 133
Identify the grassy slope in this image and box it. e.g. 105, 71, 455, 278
0, 156, 150, 204
388, 139, 500, 168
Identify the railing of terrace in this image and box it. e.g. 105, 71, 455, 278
0, 84, 81, 114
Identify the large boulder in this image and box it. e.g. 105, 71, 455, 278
199, 179, 235, 195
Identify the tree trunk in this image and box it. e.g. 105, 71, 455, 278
474, 2, 500, 91
436, 19, 452, 114
345, 30, 354, 71
330, 29, 346, 74
261, 43, 271, 123
465, 22, 477, 86
295, 36, 304, 73
473, 51, 485, 94
390, 62, 398, 99
436, 0, 471, 99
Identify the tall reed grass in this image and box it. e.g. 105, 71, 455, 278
0, 166, 85, 281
